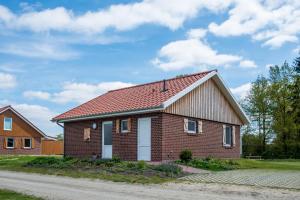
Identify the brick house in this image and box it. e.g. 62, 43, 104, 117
52, 70, 249, 161
0, 105, 51, 155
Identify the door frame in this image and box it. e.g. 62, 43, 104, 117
102, 121, 113, 159
137, 117, 151, 161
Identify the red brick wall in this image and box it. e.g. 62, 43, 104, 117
0, 136, 41, 155
161, 113, 240, 160
64, 113, 162, 161
64, 112, 240, 161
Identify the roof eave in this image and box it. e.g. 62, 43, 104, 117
53, 106, 164, 123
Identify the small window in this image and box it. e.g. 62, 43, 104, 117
6, 138, 14, 148
187, 120, 196, 133
225, 126, 233, 146
4, 117, 12, 131
24, 138, 32, 149
121, 120, 129, 133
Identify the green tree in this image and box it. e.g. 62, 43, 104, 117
244, 76, 272, 154
268, 62, 296, 157
290, 55, 300, 157
56, 133, 64, 141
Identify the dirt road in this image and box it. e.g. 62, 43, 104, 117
0, 171, 299, 200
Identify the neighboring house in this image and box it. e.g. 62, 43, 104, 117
0, 105, 51, 155
52, 70, 249, 161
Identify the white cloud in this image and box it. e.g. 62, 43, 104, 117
239, 60, 257, 68
209, 0, 300, 48
23, 91, 51, 100
0, 41, 79, 60
293, 46, 300, 54
153, 29, 256, 71
0, 1, 234, 34
24, 81, 134, 104
12, 104, 60, 136
230, 83, 251, 99
0, 72, 16, 89
52, 81, 134, 104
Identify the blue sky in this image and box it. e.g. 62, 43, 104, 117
0, 0, 299, 136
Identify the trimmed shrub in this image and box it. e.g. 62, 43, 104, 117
180, 149, 192, 162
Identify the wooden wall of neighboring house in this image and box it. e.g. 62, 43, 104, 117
0, 109, 42, 154
41, 140, 64, 155
164, 78, 243, 125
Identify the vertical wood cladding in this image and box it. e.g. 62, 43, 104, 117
0, 109, 42, 155
165, 79, 243, 125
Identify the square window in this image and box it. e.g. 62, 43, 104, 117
121, 120, 129, 133
225, 126, 232, 146
6, 138, 14, 148
4, 118, 12, 131
24, 138, 32, 148
187, 120, 196, 133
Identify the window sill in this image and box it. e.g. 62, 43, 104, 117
6, 147, 14, 149
4, 129, 12, 131
121, 130, 129, 133
223, 145, 233, 149
24, 147, 32, 149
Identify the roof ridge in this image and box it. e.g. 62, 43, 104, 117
108, 69, 217, 93
0, 105, 11, 111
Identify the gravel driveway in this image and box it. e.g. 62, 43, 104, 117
0, 171, 299, 200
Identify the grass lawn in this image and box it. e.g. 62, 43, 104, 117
0, 189, 43, 200
0, 156, 182, 184
234, 159, 300, 170
177, 157, 300, 171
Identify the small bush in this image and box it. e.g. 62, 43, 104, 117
137, 161, 146, 169
112, 156, 121, 163
180, 149, 192, 162
155, 163, 182, 177
104, 161, 114, 168
126, 162, 136, 168
25, 157, 74, 169
188, 158, 236, 171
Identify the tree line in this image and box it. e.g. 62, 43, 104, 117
242, 54, 300, 159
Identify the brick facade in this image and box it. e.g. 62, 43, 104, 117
161, 113, 240, 160
0, 137, 41, 155
64, 112, 240, 161
64, 113, 162, 161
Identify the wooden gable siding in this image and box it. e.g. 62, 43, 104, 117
164, 79, 243, 125
0, 109, 42, 138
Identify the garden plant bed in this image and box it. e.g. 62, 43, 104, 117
0, 156, 184, 184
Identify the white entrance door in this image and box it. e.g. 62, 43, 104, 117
137, 118, 151, 161
102, 121, 113, 159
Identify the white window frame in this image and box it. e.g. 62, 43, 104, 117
24, 138, 32, 149
6, 137, 14, 149
187, 119, 197, 134
121, 119, 129, 133
4, 117, 12, 131
224, 125, 233, 147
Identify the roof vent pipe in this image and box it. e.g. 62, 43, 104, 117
161, 79, 168, 92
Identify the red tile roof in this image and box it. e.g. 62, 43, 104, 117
53, 70, 214, 121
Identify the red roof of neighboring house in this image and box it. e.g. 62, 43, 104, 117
53, 70, 214, 121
